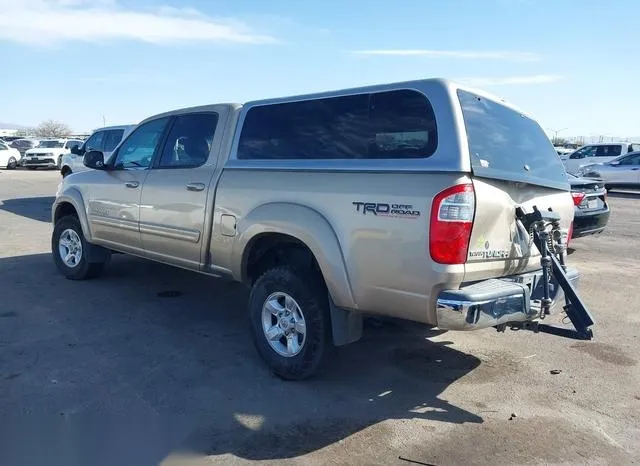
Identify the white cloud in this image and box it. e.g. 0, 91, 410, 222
350, 49, 539, 62
0, 0, 277, 46
456, 75, 564, 86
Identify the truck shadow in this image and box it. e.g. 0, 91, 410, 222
0, 196, 55, 223
1, 253, 483, 464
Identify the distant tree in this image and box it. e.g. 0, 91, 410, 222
34, 120, 72, 138
551, 136, 568, 146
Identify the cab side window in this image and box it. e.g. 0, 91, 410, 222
570, 146, 595, 159
158, 113, 218, 168
113, 118, 169, 169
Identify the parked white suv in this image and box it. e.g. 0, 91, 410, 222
562, 142, 640, 174
23, 138, 84, 170
60, 125, 135, 177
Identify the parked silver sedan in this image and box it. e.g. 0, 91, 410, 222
578, 151, 640, 190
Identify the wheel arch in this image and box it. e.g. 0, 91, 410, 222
234, 202, 356, 310
52, 190, 92, 242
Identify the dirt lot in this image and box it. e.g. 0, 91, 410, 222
0, 169, 639, 466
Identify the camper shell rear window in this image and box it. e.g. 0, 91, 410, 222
458, 89, 569, 190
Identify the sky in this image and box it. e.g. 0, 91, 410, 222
0, 0, 638, 138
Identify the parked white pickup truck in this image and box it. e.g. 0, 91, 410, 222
24, 138, 84, 170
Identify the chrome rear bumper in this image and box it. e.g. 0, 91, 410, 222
436, 269, 580, 331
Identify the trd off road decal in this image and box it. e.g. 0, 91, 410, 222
352, 202, 420, 218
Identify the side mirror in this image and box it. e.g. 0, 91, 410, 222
70, 145, 84, 156
83, 150, 106, 169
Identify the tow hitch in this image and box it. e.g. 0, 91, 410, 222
498, 206, 594, 340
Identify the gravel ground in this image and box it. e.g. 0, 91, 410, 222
0, 169, 638, 466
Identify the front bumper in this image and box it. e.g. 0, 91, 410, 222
572, 208, 610, 238
23, 158, 57, 167
436, 268, 580, 330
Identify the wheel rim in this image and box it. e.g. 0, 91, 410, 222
261, 292, 307, 357
58, 228, 83, 268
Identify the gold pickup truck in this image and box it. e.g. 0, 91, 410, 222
51, 78, 584, 379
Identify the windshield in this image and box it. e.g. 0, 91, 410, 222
458, 90, 569, 191
37, 140, 64, 148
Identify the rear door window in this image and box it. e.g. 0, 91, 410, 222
157, 113, 218, 168
595, 145, 622, 157
458, 90, 568, 190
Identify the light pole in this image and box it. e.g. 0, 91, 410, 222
548, 127, 568, 144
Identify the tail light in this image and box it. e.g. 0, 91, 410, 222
430, 184, 475, 264
571, 192, 585, 206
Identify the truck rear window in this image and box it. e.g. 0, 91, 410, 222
458, 90, 569, 190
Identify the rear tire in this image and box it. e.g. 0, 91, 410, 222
52, 215, 109, 280
7, 157, 17, 170
248, 266, 331, 380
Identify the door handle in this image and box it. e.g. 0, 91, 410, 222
631, 167, 639, 171
125, 181, 139, 188
186, 182, 206, 192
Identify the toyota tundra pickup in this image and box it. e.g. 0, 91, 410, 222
51, 78, 591, 379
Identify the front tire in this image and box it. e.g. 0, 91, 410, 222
52, 215, 109, 280
248, 266, 331, 380
57, 155, 62, 169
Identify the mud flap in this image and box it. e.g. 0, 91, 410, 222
329, 295, 363, 346
509, 206, 595, 340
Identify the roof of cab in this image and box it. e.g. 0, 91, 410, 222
91, 124, 136, 132
138, 103, 242, 126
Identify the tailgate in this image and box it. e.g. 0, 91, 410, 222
466, 177, 573, 282
456, 88, 573, 282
